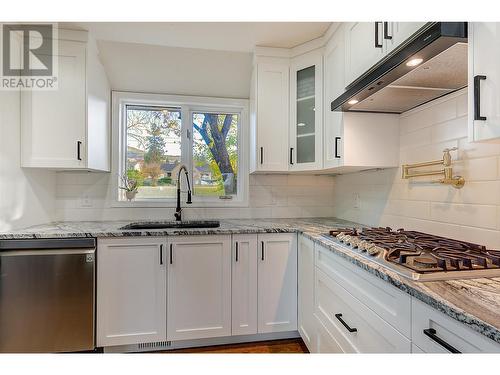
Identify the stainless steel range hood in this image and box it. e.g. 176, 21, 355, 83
331, 22, 468, 114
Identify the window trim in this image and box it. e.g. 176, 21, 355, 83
110, 91, 249, 208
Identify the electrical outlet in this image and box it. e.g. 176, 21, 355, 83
79, 193, 93, 208
353, 193, 361, 209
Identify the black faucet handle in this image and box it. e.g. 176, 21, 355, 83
187, 191, 192, 204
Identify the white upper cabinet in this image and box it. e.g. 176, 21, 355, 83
344, 22, 386, 86
250, 59, 290, 172
289, 51, 323, 171
257, 233, 297, 333
323, 25, 345, 169
21, 30, 110, 171
383, 22, 427, 54
468, 22, 500, 142
97, 238, 167, 347
167, 235, 232, 341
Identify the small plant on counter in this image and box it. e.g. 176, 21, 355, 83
119, 174, 139, 201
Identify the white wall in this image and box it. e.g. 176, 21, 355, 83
55, 173, 335, 221
332, 89, 500, 249
97, 40, 253, 99
0, 89, 56, 231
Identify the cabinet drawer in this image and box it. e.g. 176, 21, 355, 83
314, 314, 345, 353
315, 244, 411, 337
315, 269, 411, 353
412, 298, 500, 353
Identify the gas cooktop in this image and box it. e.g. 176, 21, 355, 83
321, 227, 500, 281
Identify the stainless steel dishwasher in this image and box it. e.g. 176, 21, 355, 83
0, 238, 96, 353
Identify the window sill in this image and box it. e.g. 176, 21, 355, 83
109, 199, 249, 209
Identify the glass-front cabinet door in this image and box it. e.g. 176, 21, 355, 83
290, 51, 323, 171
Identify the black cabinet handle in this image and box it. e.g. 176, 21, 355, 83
375, 22, 383, 48
235, 242, 239, 262
261, 241, 265, 261
77, 141, 82, 161
474, 75, 487, 121
334, 137, 341, 158
260, 147, 263, 164
335, 313, 357, 333
290, 147, 294, 165
423, 328, 461, 353
160, 244, 163, 265
169, 244, 173, 265
383, 22, 392, 40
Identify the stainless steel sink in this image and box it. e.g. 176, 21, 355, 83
120, 220, 220, 230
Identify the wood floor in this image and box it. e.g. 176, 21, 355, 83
163, 338, 309, 353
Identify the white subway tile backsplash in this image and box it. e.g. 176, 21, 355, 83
431, 116, 467, 143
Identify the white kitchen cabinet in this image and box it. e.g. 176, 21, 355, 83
232, 234, 258, 336
167, 235, 231, 341
298, 235, 316, 351
468, 22, 500, 142
21, 30, 110, 171
344, 22, 385, 86
289, 51, 323, 171
323, 25, 345, 169
250, 60, 290, 172
257, 233, 297, 333
412, 298, 500, 353
315, 268, 411, 353
384, 22, 427, 54
97, 238, 167, 347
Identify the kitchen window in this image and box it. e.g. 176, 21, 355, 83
113, 92, 248, 207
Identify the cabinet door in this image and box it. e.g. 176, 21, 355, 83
290, 52, 323, 171
97, 238, 167, 347
232, 234, 258, 336
345, 22, 385, 86
257, 233, 297, 333
256, 63, 290, 171
298, 235, 316, 351
167, 235, 231, 341
21, 40, 87, 168
384, 22, 426, 54
324, 26, 345, 169
468, 22, 500, 142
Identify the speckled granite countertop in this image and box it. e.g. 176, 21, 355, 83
1, 217, 500, 345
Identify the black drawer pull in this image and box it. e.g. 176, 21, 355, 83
235, 241, 239, 262
375, 22, 383, 48
474, 75, 487, 121
261, 241, 265, 261
169, 244, 173, 265
334, 137, 341, 158
423, 328, 461, 353
335, 313, 357, 333
160, 244, 163, 265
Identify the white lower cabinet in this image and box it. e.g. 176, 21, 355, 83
315, 268, 411, 353
167, 235, 232, 341
298, 235, 316, 351
97, 238, 167, 347
258, 233, 298, 333
232, 234, 258, 335
412, 298, 500, 353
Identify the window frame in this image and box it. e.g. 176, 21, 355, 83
111, 91, 249, 208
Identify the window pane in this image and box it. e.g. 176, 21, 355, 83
125, 105, 181, 199
192, 112, 239, 197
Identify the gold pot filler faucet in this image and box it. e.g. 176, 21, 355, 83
401, 147, 465, 189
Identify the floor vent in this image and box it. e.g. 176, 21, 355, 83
138, 341, 172, 350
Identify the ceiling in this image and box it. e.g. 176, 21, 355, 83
62, 22, 332, 52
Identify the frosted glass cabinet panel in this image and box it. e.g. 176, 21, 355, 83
290, 51, 323, 171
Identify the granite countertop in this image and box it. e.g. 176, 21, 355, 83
1, 217, 500, 345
